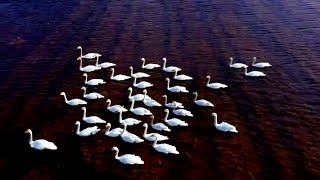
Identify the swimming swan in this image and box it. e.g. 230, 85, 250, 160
211, 113, 238, 133
244, 67, 266, 77
129, 98, 153, 116
150, 115, 171, 132
142, 89, 162, 107
77, 46, 100, 60
206, 76, 228, 89
77, 56, 101, 72
141, 57, 160, 70
162, 95, 184, 109
118, 109, 142, 126
75, 121, 101, 137
133, 75, 153, 89
111, 146, 144, 165
163, 109, 188, 126
83, 73, 106, 86
81, 107, 106, 124
129, 66, 150, 78
166, 78, 189, 93
105, 123, 123, 137
173, 69, 193, 80
173, 102, 193, 117
142, 123, 169, 141
120, 122, 144, 143
110, 68, 131, 81
252, 57, 272, 68
127, 87, 151, 101
106, 99, 128, 113
60, 92, 87, 106
95, 54, 116, 68
162, 57, 181, 72
151, 134, 179, 154
81, 86, 104, 100
193, 92, 214, 107
25, 129, 57, 150
229, 57, 248, 68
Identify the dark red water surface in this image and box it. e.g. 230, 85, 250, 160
0, 0, 319, 179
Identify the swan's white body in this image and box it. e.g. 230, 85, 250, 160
173, 69, 193, 80
130, 66, 150, 78
141, 58, 160, 70
106, 99, 128, 113
164, 109, 188, 126
150, 115, 171, 132
110, 68, 131, 81
166, 78, 189, 93
120, 122, 144, 143
162, 57, 181, 72
162, 95, 184, 109
77, 56, 101, 72
142, 90, 161, 107
229, 57, 248, 68
83, 73, 106, 86
206, 76, 228, 89
105, 123, 123, 137
193, 92, 214, 107
143, 123, 169, 141
173, 102, 193, 117
81, 86, 104, 100
77, 46, 100, 60
212, 113, 238, 133
111, 146, 144, 165
152, 135, 179, 154
128, 87, 151, 101
81, 107, 106, 124
118, 109, 142, 126
133, 75, 153, 89
95, 54, 116, 68
129, 98, 153, 116
252, 57, 272, 68
75, 121, 101, 137
25, 129, 57, 150
60, 92, 87, 106
244, 67, 266, 77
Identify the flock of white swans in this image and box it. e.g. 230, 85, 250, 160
25, 46, 272, 165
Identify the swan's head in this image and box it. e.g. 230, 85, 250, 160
106, 99, 111, 103
164, 109, 169, 113
111, 146, 118, 151
143, 89, 147, 93
25, 129, 31, 134
193, 92, 198, 95
206, 75, 210, 79
75, 121, 80, 125
141, 58, 145, 61
253, 57, 256, 60
211, 112, 217, 117
81, 86, 86, 90
77, 57, 82, 61
77, 46, 82, 49
106, 123, 111, 127
162, 95, 167, 98
165, 78, 169, 81
162, 57, 167, 61
129, 66, 133, 69
60, 92, 65, 96
81, 107, 86, 111
83, 73, 87, 77
110, 68, 114, 72
229, 57, 233, 60
143, 123, 148, 127
128, 87, 132, 91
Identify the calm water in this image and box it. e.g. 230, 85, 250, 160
0, 0, 319, 179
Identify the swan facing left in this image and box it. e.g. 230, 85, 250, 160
25, 129, 57, 150
111, 146, 144, 165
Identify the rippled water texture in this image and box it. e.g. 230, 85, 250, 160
0, 0, 319, 179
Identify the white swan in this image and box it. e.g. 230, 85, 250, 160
81, 86, 104, 100
81, 107, 106, 124
142, 123, 169, 141
129, 66, 150, 78
162, 57, 181, 72
141, 57, 160, 70
95, 54, 116, 68
173, 69, 193, 80
110, 68, 131, 81
25, 129, 57, 150
252, 57, 272, 68
164, 109, 188, 126
105, 123, 123, 137
133, 75, 153, 89
120, 122, 144, 143
75, 121, 101, 137
106, 99, 128, 113
206, 76, 228, 89
111, 146, 144, 165
150, 115, 171, 132
229, 57, 248, 68
60, 92, 87, 106
127, 87, 151, 101
129, 98, 153, 116
142, 89, 162, 107
83, 73, 106, 86
166, 78, 189, 93
211, 113, 238, 133
193, 92, 214, 107
77, 56, 101, 72
118, 109, 142, 126
151, 135, 179, 154
244, 67, 266, 77
77, 46, 101, 60
173, 102, 193, 117
162, 95, 184, 109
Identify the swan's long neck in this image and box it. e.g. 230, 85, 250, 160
141, 59, 145, 68
163, 96, 167, 104
152, 137, 158, 146
82, 88, 86, 96
79, 57, 83, 69
62, 94, 68, 103
82, 109, 86, 119
107, 101, 111, 108
150, 117, 154, 125
193, 93, 198, 102
130, 99, 135, 110
84, 75, 88, 83
206, 76, 211, 86
110, 69, 114, 78
252, 57, 257, 65
130, 68, 133, 76
174, 70, 178, 77
245, 67, 248, 75
105, 125, 111, 133
133, 76, 137, 85
128, 89, 132, 99
143, 125, 148, 137
28, 131, 33, 144
79, 47, 83, 57
213, 114, 218, 127
166, 79, 170, 90
230, 58, 233, 66
118, 110, 123, 122
143, 90, 147, 100
162, 59, 167, 69
121, 123, 128, 135
114, 149, 119, 159
76, 123, 81, 134
164, 111, 169, 122
95, 56, 100, 66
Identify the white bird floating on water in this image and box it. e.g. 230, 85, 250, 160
120, 122, 144, 143
75, 121, 101, 137
164, 109, 188, 126
141, 57, 161, 70
129, 97, 153, 116
151, 134, 179, 154
95, 54, 116, 68
105, 123, 123, 137
127, 87, 151, 101
142, 89, 162, 107
244, 67, 266, 77
110, 68, 131, 81
173, 69, 193, 81
81, 107, 106, 124
111, 146, 144, 165
193, 92, 214, 107
142, 123, 169, 142
133, 75, 153, 89
83, 73, 106, 86
166, 78, 189, 93
77, 56, 101, 72
106, 99, 128, 113
173, 102, 193, 117
211, 113, 238, 133
206, 75, 228, 89
162, 57, 181, 72
60, 92, 87, 106
118, 108, 142, 126
25, 129, 57, 150
129, 66, 150, 78
229, 57, 248, 68
81, 86, 104, 100
150, 115, 171, 132
252, 57, 272, 68
77, 46, 101, 60
162, 95, 184, 109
